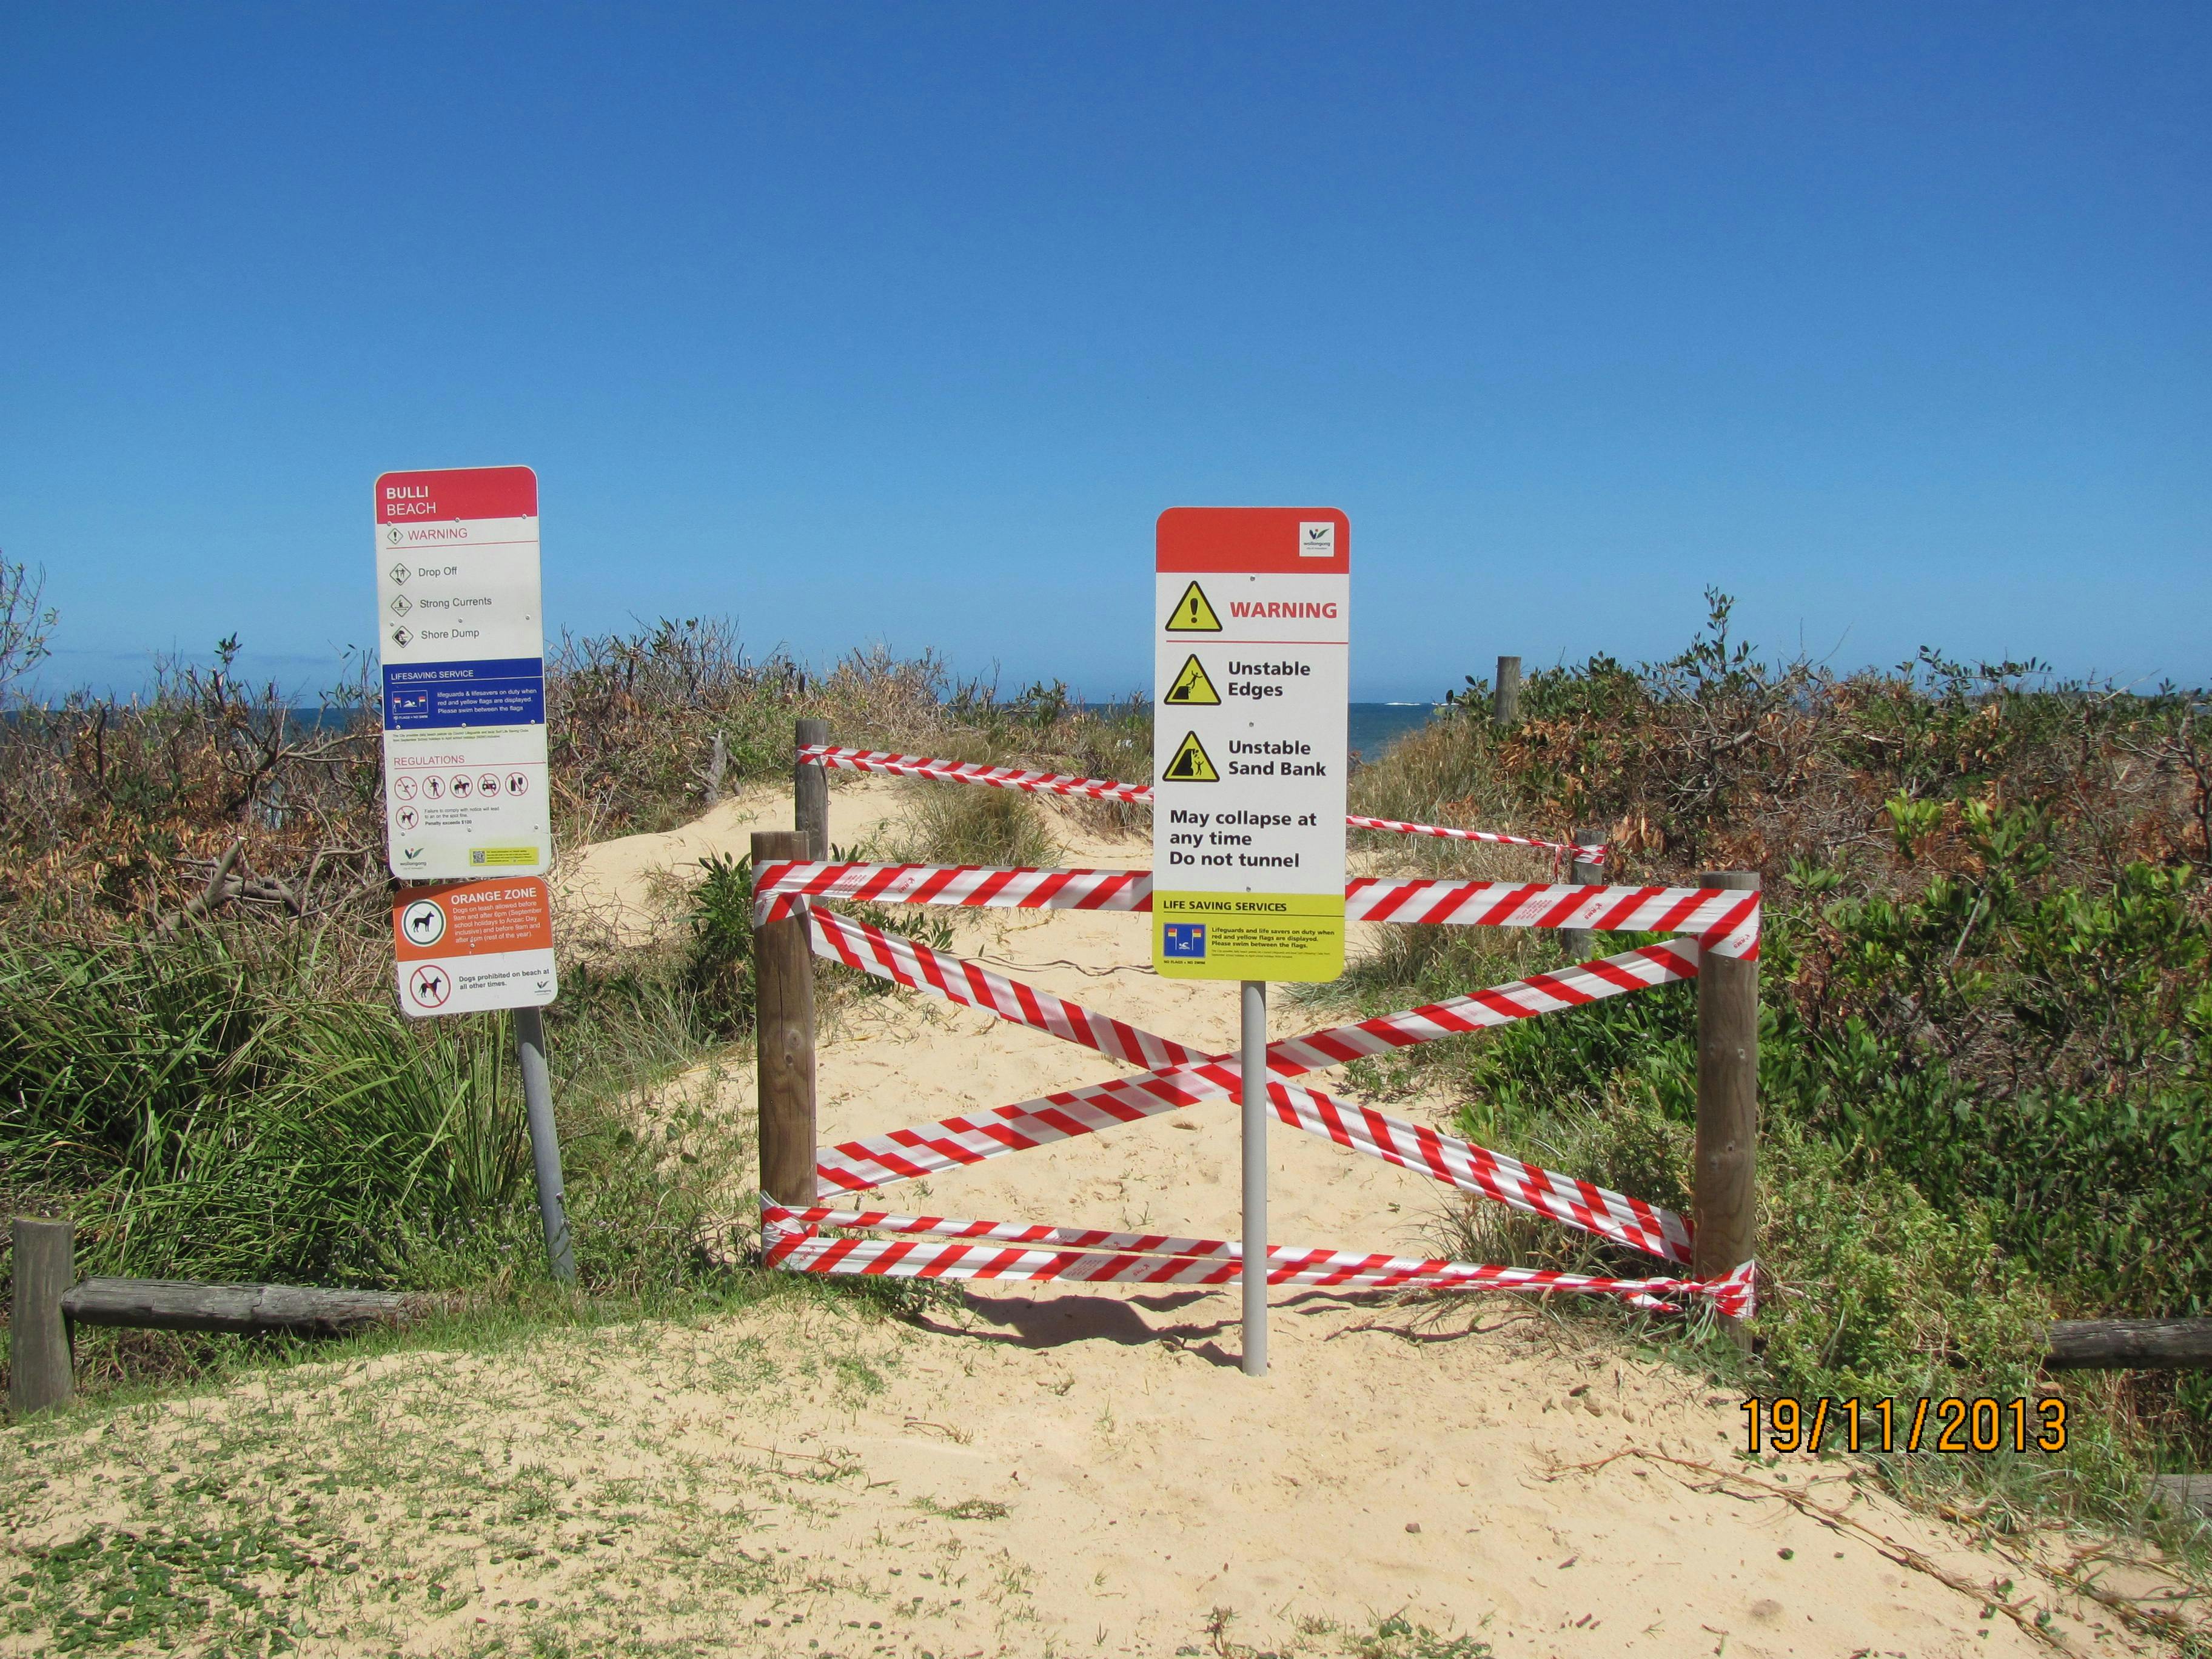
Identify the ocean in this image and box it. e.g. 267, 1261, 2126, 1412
1347, 702, 1440, 762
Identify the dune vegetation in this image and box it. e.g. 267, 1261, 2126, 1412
4, 561, 2209, 1541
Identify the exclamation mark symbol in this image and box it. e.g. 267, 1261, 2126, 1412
1165, 581, 1222, 632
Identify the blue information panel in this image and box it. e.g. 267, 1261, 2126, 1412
383, 659, 549, 730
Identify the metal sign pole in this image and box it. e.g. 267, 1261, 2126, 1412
514, 1005, 576, 1283
1241, 978, 1268, 1378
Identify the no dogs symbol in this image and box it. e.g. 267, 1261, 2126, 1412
400, 898, 447, 948
407, 965, 452, 1010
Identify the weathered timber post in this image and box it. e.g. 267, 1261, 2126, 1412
702, 731, 729, 805
753, 830, 818, 1208
8, 1218, 75, 1417
1561, 826, 1603, 960
1492, 656, 1521, 727
1694, 870, 1760, 1350
794, 718, 830, 862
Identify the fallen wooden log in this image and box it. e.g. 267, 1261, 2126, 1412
2045, 1319, 2212, 1370
61, 1277, 418, 1336
2153, 1473, 2211, 1520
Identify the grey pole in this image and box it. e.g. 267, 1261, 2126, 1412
1241, 979, 1268, 1378
514, 1006, 576, 1283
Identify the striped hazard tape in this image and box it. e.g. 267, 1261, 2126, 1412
1346, 877, 1761, 960
797, 746, 1153, 804
810, 904, 1697, 1085
749, 797, 1763, 1315
754, 860, 1147, 924
799, 745, 1604, 863
761, 1204, 1754, 1318
1345, 815, 1605, 864
805, 906, 1697, 1264
752, 860, 1758, 959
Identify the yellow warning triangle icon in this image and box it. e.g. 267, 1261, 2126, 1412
1163, 731, 1221, 783
1164, 654, 1221, 706
1165, 581, 1222, 632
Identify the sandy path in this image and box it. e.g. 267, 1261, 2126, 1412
2, 779, 2191, 1657
543, 777, 2178, 1655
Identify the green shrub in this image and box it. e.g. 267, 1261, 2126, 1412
683, 851, 757, 1034
1341, 598, 2212, 1480
1755, 1122, 2051, 1407
1786, 816, 2212, 1319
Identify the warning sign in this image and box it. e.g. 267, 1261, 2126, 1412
392, 876, 558, 1018
1165, 581, 1222, 632
1152, 508, 1349, 981
376, 466, 551, 882
1164, 655, 1222, 706
1163, 731, 1221, 782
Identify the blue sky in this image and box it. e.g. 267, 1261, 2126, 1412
4, 4, 2206, 702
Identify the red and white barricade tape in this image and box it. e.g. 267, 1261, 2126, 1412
1346, 815, 1606, 865
799, 745, 1602, 863
814, 1062, 1698, 1266
754, 860, 1148, 925
753, 861, 1757, 958
811, 904, 1695, 1087
752, 796, 1761, 1312
805, 907, 1697, 1264
797, 746, 1155, 804
762, 1204, 1752, 1318
1344, 878, 1760, 960
811, 905, 1210, 1074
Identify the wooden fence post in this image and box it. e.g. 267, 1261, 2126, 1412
8, 1218, 75, 1417
1492, 656, 1521, 727
1694, 870, 1760, 1349
700, 731, 728, 805
1561, 828, 1602, 960
794, 718, 830, 861
752, 831, 818, 1208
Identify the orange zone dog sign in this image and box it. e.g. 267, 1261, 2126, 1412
392, 876, 557, 1018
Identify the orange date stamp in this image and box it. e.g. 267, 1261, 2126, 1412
1740, 1395, 2066, 1455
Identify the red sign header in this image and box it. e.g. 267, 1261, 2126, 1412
1156, 506, 1349, 575
376, 465, 538, 525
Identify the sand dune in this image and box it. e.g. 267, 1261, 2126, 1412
2, 777, 2187, 1657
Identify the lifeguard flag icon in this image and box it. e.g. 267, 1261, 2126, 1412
1163, 923, 1207, 959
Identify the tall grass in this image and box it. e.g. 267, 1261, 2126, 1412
0, 919, 734, 1321
892, 783, 1062, 868
0, 925, 520, 1286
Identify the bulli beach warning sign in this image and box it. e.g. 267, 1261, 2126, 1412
377, 466, 551, 881
393, 877, 558, 1018
1152, 508, 1349, 980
